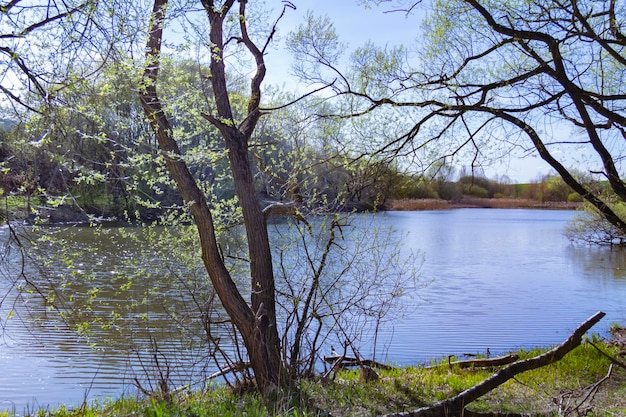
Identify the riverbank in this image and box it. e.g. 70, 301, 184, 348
4, 333, 624, 417
386, 197, 582, 211
1, 196, 581, 226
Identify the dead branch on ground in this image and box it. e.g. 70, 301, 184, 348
379, 311, 606, 417
425, 354, 519, 369
556, 363, 613, 416
323, 355, 395, 371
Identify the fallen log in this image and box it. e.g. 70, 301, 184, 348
205, 361, 251, 380
323, 355, 395, 371
380, 311, 606, 417
453, 354, 519, 369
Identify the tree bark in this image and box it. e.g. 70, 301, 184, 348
441, 354, 519, 369
202, 0, 283, 388
380, 311, 606, 417
140, 0, 283, 392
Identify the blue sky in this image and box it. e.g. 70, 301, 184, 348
264, 1, 420, 87
256, 1, 554, 182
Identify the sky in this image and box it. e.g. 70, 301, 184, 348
263, 1, 420, 87
256, 1, 554, 183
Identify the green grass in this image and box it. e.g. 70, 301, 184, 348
3, 341, 625, 417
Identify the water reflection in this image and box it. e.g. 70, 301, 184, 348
1, 224, 232, 413
369, 209, 626, 366
566, 246, 626, 281
2, 216, 415, 413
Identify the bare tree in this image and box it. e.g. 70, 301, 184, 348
293, 0, 626, 234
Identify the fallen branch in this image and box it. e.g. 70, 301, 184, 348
172, 361, 253, 394
424, 354, 519, 370
321, 356, 346, 383
588, 340, 626, 371
323, 355, 395, 371
565, 363, 613, 415
380, 311, 606, 417
205, 361, 252, 380
454, 354, 519, 369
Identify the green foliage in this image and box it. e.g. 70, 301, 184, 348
1, 55, 412, 220
392, 176, 440, 200
567, 192, 583, 203
457, 175, 514, 199
540, 175, 573, 202
23, 210, 244, 393
350, 42, 408, 98
287, 12, 345, 85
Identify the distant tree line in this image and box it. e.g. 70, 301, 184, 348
0, 60, 411, 221
1, 91, 591, 224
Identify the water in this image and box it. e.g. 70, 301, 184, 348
1, 209, 626, 413
378, 209, 626, 363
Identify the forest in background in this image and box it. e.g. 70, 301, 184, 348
1, 99, 588, 224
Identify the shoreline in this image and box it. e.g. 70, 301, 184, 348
3, 330, 624, 416
1, 197, 582, 226
386, 197, 582, 211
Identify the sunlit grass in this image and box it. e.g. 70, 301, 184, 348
301, 341, 625, 416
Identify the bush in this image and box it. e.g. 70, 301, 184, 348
461, 184, 489, 198
437, 181, 462, 201
565, 201, 626, 246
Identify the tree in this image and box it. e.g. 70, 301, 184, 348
1, 0, 291, 394
139, 0, 292, 392
293, 0, 626, 236
2, 0, 423, 399
136, 0, 427, 393
0, 0, 153, 221
566, 200, 626, 245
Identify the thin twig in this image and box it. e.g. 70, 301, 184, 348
573, 363, 613, 414
588, 340, 626, 371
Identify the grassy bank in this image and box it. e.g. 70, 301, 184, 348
4, 334, 624, 417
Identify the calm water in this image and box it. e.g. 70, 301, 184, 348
1, 208, 626, 413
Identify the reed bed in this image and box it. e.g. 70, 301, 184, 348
386, 197, 581, 211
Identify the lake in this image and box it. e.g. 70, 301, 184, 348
1, 208, 626, 414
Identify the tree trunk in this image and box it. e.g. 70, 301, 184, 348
140, 0, 283, 393
203, 0, 283, 388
